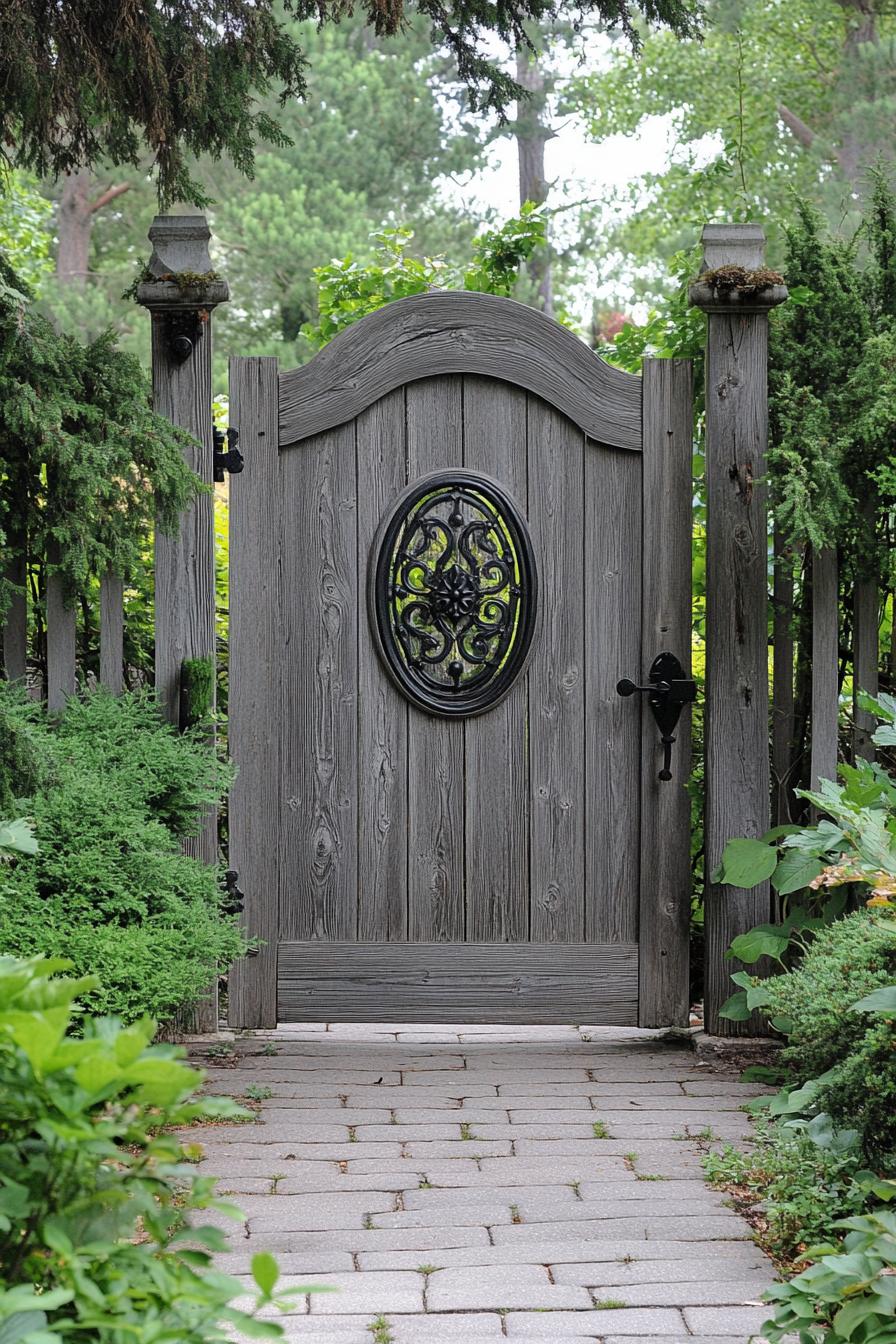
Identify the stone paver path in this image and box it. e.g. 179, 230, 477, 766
188, 1023, 781, 1344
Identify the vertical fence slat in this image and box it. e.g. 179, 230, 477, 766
639, 357, 693, 1028
99, 571, 124, 693
690, 223, 787, 1037
3, 549, 27, 682
772, 530, 795, 825
810, 547, 839, 789
853, 575, 878, 761
46, 539, 76, 710
227, 356, 280, 1030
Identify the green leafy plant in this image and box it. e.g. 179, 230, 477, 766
761, 1190, 896, 1342
301, 206, 546, 350
0, 685, 245, 1026
0, 954, 325, 1341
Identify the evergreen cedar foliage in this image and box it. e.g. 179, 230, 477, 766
0, 687, 245, 1025
0, 0, 701, 209
0, 255, 199, 621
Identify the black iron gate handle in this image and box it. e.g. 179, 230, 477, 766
617, 651, 696, 782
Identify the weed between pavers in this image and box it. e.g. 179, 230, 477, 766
459, 1122, 476, 1140
367, 1315, 394, 1343
592, 1120, 611, 1139
244, 1084, 273, 1101
594, 1297, 628, 1309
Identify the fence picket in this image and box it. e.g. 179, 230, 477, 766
853, 575, 878, 761
99, 571, 124, 693
46, 550, 76, 710
810, 546, 839, 789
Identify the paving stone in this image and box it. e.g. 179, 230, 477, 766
427, 1265, 591, 1311
303, 1271, 424, 1314
492, 1214, 748, 1243
683, 1305, 776, 1334
590, 1280, 773, 1307
550, 1254, 770, 1285
504, 1307, 687, 1334
390, 1317, 505, 1340
356, 1238, 765, 1272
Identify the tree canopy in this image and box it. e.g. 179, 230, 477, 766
0, 0, 701, 208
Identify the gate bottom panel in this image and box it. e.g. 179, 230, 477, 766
277, 942, 638, 1024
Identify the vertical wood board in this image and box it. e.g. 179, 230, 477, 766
461, 375, 529, 943
810, 547, 839, 789
356, 389, 409, 942
639, 358, 692, 1027
584, 439, 641, 945
46, 545, 76, 711
99, 572, 124, 694
405, 377, 465, 941
228, 357, 281, 1028
853, 574, 879, 762
526, 396, 586, 943
279, 423, 359, 942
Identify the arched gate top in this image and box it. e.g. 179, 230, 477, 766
278, 290, 642, 451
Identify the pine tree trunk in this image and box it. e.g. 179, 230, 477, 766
56, 171, 95, 285
515, 47, 553, 315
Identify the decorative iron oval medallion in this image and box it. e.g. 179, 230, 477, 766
370, 470, 538, 718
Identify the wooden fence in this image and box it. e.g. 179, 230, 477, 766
1, 213, 888, 1036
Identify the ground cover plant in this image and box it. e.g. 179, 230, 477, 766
709, 697, 896, 1340
0, 685, 245, 1025
0, 953, 310, 1342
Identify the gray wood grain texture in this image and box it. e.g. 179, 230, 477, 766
772, 531, 796, 825
148, 313, 218, 885
278, 941, 638, 1023
462, 376, 528, 943
585, 439, 641, 946
228, 357, 281, 1028
2, 548, 27, 682
279, 291, 642, 452
527, 396, 585, 943
46, 543, 76, 711
811, 547, 839, 789
852, 573, 879, 762
280, 422, 358, 943
702, 312, 772, 1037
99, 572, 124, 694
405, 377, 465, 941
357, 388, 408, 941
638, 359, 693, 1027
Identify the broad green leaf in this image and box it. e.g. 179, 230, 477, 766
728, 925, 790, 964
718, 990, 751, 1021
251, 1251, 280, 1296
771, 851, 825, 896
715, 838, 779, 888
851, 986, 896, 1014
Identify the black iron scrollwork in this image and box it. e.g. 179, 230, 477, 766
371, 470, 538, 717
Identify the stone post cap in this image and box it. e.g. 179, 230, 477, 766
136, 213, 229, 309
689, 221, 787, 313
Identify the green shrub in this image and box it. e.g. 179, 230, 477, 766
705, 1118, 867, 1264
763, 911, 896, 1166
0, 685, 245, 1025
0, 954, 308, 1342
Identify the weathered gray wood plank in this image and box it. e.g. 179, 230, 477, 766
638, 358, 692, 1027
527, 397, 585, 943
228, 357, 280, 1028
280, 422, 358, 942
279, 291, 642, 452
772, 530, 796, 824
853, 573, 878, 762
462, 376, 528, 943
693, 227, 783, 1037
585, 438, 641, 947
405, 377, 465, 941
278, 941, 638, 1023
357, 388, 408, 942
46, 547, 76, 711
99, 571, 124, 694
811, 546, 839, 789
2, 547, 27, 682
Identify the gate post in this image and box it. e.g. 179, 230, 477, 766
138, 217, 229, 1029
690, 225, 787, 1036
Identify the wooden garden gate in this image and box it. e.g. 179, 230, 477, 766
227, 291, 694, 1029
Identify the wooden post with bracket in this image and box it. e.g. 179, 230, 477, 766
137, 216, 229, 1031
690, 224, 787, 1037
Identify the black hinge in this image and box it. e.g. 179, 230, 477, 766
213, 427, 244, 482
